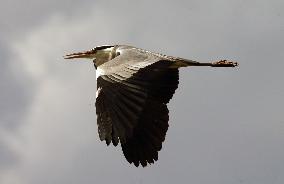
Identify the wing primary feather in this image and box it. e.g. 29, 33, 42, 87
102, 87, 132, 140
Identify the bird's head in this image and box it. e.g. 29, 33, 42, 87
64, 45, 117, 67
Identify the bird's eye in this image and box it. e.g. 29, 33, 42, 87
91, 48, 97, 53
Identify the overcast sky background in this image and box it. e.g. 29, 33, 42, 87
1, 0, 284, 183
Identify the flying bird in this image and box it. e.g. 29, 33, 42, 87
64, 45, 238, 167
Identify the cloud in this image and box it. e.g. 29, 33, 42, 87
1, 0, 284, 184
1, 6, 148, 183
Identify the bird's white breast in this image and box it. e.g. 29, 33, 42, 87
96, 67, 105, 80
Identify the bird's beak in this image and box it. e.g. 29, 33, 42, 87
64, 50, 96, 59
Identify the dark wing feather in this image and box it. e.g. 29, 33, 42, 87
96, 59, 179, 167
96, 75, 147, 144
120, 61, 179, 167
121, 99, 169, 167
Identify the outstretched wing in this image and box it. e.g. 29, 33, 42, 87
95, 48, 179, 167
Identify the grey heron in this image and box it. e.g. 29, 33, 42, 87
64, 45, 238, 167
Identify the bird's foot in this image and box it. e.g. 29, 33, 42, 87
212, 60, 239, 67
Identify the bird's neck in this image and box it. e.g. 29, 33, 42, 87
94, 46, 118, 67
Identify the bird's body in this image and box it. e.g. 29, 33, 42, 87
65, 45, 238, 167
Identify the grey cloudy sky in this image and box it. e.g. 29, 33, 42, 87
0, 0, 284, 183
